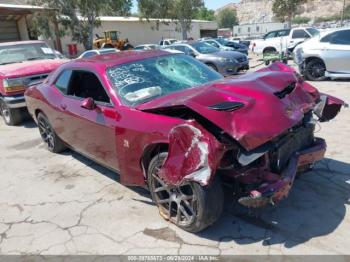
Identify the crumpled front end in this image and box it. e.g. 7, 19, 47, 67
146, 62, 345, 208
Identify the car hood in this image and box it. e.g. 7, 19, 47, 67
137, 64, 319, 151
0, 59, 68, 78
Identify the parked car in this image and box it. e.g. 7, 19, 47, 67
294, 28, 350, 81
215, 38, 249, 55
25, 51, 343, 232
159, 39, 177, 46
134, 44, 161, 50
252, 27, 320, 55
78, 48, 119, 59
200, 39, 237, 52
167, 41, 249, 76
0, 40, 68, 125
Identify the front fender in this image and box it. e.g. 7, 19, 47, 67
158, 122, 224, 186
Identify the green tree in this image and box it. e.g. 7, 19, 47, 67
30, 0, 132, 50
272, 0, 306, 27
216, 8, 238, 29
138, 0, 204, 40
194, 7, 215, 21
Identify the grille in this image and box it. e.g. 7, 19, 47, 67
269, 125, 314, 172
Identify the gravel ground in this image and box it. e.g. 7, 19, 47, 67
0, 55, 349, 255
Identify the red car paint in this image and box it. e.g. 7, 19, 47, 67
0, 41, 68, 97
24, 51, 344, 207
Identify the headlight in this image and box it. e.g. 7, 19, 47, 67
3, 78, 25, 93
218, 57, 236, 63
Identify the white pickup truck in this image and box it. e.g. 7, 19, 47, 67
251, 27, 320, 55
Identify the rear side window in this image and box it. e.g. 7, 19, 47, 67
330, 30, 350, 45
292, 29, 309, 39
265, 31, 277, 39
54, 70, 72, 94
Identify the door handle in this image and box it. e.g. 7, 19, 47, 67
60, 104, 67, 110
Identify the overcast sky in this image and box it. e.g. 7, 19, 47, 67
131, 0, 240, 13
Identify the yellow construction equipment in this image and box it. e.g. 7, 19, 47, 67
93, 31, 133, 50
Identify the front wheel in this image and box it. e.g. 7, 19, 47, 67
0, 101, 22, 126
37, 113, 67, 153
147, 152, 224, 233
304, 59, 327, 81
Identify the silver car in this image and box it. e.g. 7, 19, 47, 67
167, 41, 249, 76
294, 28, 350, 80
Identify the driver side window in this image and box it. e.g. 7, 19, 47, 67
67, 70, 111, 104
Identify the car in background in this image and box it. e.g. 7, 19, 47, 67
159, 39, 177, 46
78, 48, 119, 59
200, 39, 236, 52
252, 27, 319, 55
167, 41, 249, 76
134, 44, 161, 50
0, 40, 67, 125
215, 38, 249, 55
294, 28, 350, 81
24, 50, 343, 232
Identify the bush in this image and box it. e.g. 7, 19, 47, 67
292, 16, 310, 24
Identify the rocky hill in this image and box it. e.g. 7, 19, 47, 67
235, 0, 350, 24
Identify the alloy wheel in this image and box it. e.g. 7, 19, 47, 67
38, 117, 54, 150
0, 102, 10, 123
150, 164, 197, 227
307, 61, 326, 79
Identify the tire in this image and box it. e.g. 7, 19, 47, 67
263, 47, 277, 56
206, 63, 218, 72
37, 113, 66, 153
147, 152, 224, 233
304, 59, 327, 81
0, 101, 22, 126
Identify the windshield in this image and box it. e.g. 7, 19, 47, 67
107, 54, 223, 106
306, 28, 320, 37
216, 38, 228, 45
0, 42, 57, 65
191, 42, 219, 54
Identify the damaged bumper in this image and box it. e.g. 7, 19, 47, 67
238, 138, 326, 208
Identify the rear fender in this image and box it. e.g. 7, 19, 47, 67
158, 121, 224, 186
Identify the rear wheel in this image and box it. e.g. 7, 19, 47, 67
0, 101, 22, 126
37, 113, 66, 153
263, 47, 277, 56
304, 59, 327, 81
147, 152, 224, 233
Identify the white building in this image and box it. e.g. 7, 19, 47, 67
59, 17, 218, 55
233, 22, 289, 38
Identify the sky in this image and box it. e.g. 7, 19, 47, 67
131, 0, 239, 13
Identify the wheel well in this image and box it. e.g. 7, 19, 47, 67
141, 143, 168, 177
263, 47, 277, 54
305, 56, 325, 66
34, 109, 44, 120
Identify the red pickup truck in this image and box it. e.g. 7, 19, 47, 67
0, 41, 67, 125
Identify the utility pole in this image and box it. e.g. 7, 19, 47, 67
340, 0, 346, 27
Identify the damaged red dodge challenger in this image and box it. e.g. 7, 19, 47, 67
25, 51, 344, 232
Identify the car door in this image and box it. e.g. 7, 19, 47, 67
58, 69, 119, 170
321, 30, 350, 73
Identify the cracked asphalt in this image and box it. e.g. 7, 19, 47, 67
0, 58, 349, 255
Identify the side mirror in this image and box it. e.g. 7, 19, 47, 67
81, 97, 96, 110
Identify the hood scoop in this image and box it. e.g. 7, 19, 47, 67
274, 82, 296, 99
208, 101, 244, 112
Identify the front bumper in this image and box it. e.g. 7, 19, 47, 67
238, 138, 326, 208
1, 95, 26, 109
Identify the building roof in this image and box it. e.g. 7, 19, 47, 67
98, 16, 216, 23
0, 40, 46, 47
0, 3, 54, 12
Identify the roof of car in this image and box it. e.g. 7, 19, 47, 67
0, 40, 46, 47
74, 50, 175, 68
